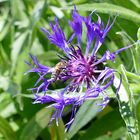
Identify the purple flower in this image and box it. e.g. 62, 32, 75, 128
25, 6, 140, 129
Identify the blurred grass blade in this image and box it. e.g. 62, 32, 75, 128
135, 28, 140, 74
50, 6, 64, 18
115, 65, 139, 139
65, 3, 140, 23
138, 28, 140, 39
31, 0, 47, 27
10, 0, 29, 25
130, 84, 140, 94
50, 119, 65, 140
0, 93, 17, 118
19, 108, 53, 140
0, 44, 10, 68
0, 116, 16, 140
11, 31, 29, 76
0, 76, 9, 91
14, 46, 30, 85
116, 31, 138, 73
129, 0, 140, 8
0, 0, 8, 2
67, 100, 101, 139
125, 71, 140, 82
136, 101, 140, 132
0, 22, 11, 41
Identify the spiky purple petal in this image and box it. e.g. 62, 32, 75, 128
69, 6, 83, 46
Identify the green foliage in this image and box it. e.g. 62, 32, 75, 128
79, 110, 126, 140
117, 65, 139, 139
0, 116, 16, 140
66, 3, 140, 23
19, 108, 53, 140
67, 100, 102, 139
0, 0, 140, 140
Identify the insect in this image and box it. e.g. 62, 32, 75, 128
51, 61, 67, 82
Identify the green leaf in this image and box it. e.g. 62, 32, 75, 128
0, 22, 11, 41
0, 44, 10, 71
0, 76, 9, 91
67, 100, 102, 139
10, 0, 29, 25
125, 71, 140, 82
115, 31, 137, 71
130, 84, 140, 94
79, 110, 126, 140
137, 28, 140, 39
116, 65, 139, 139
64, 3, 140, 23
135, 28, 140, 74
129, 0, 140, 8
0, 116, 16, 140
11, 31, 29, 76
136, 100, 140, 132
50, 6, 64, 18
0, 92, 17, 118
50, 119, 65, 140
14, 46, 30, 85
19, 108, 53, 140
14, 93, 34, 99
38, 51, 59, 61
31, 1, 47, 27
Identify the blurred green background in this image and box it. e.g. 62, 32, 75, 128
0, 0, 140, 140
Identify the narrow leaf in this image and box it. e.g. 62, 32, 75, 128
115, 65, 139, 139
19, 108, 53, 140
64, 3, 140, 23
67, 100, 102, 139
50, 119, 65, 140
135, 28, 140, 74
0, 116, 16, 140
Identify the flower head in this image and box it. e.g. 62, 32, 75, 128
26, 6, 140, 129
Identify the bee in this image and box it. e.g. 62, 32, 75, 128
51, 61, 67, 82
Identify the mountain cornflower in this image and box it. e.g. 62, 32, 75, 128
25, 6, 140, 129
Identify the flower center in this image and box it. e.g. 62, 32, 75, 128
68, 59, 93, 77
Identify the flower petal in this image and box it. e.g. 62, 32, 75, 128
41, 18, 71, 57
69, 6, 83, 46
